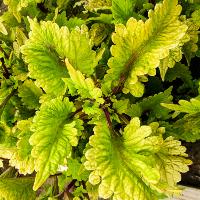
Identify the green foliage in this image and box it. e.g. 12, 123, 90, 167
82, 0, 112, 11
0, 177, 36, 200
30, 97, 81, 190
103, 0, 187, 97
84, 118, 191, 199
9, 119, 34, 174
18, 79, 43, 109
162, 93, 200, 142
165, 113, 200, 142
127, 87, 173, 121
21, 18, 99, 96
65, 59, 104, 104
0, 0, 199, 199
112, 0, 137, 24
164, 63, 193, 88
162, 98, 200, 114
3, 0, 42, 22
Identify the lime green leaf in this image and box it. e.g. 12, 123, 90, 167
103, 0, 187, 97
89, 23, 109, 46
0, 21, 8, 35
0, 79, 13, 105
3, 0, 42, 22
159, 47, 182, 81
86, 181, 99, 200
161, 98, 200, 114
127, 87, 173, 122
9, 120, 34, 174
0, 122, 16, 159
166, 113, 200, 142
0, 122, 17, 152
21, 19, 99, 96
155, 136, 192, 188
29, 97, 80, 190
164, 63, 193, 87
0, 177, 36, 200
112, 99, 130, 115
84, 118, 190, 199
56, 15, 85, 30
18, 80, 43, 109
83, 0, 112, 11
12, 61, 28, 81
73, 185, 87, 198
21, 19, 68, 96
112, 0, 136, 24
57, 0, 69, 10
192, 9, 200, 26
87, 13, 113, 24
182, 18, 199, 65
64, 17, 85, 30
158, 15, 197, 81
65, 59, 104, 104
82, 101, 103, 120
66, 158, 89, 181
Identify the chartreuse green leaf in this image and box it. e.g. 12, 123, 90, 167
0, 177, 36, 200
89, 23, 109, 46
182, 18, 200, 65
103, 0, 187, 97
0, 79, 13, 105
9, 119, 34, 174
165, 113, 200, 142
159, 47, 183, 81
164, 63, 193, 88
3, 0, 42, 22
83, 0, 112, 11
158, 15, 197, 81
112, 0, 137, 24
65, 158, 89, 181
154, 136, 191, 189
84, 118, 191, 199
0, 122, 17, 158
128, 88, 173, 121
29, 97, 81, 190
162, 98, 200, 114
21, 19, 99, 96
113, 87, 173, 122
0, 21, 8, 35
192, 9, 200, 26
18, 79, 43, 109
65, 59, 104, 104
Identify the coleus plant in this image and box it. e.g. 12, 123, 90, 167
0, 0, 200, 199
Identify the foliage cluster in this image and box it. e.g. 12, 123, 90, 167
0, 0, 200, 199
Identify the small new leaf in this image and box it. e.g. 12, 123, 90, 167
65, 59, 104, 104
18, 79, 43, 109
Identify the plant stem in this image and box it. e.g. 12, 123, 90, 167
111, 52, 138, 95
0, 57, 10, 79
102, 106, 113, 131
0, 89, 16, 115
